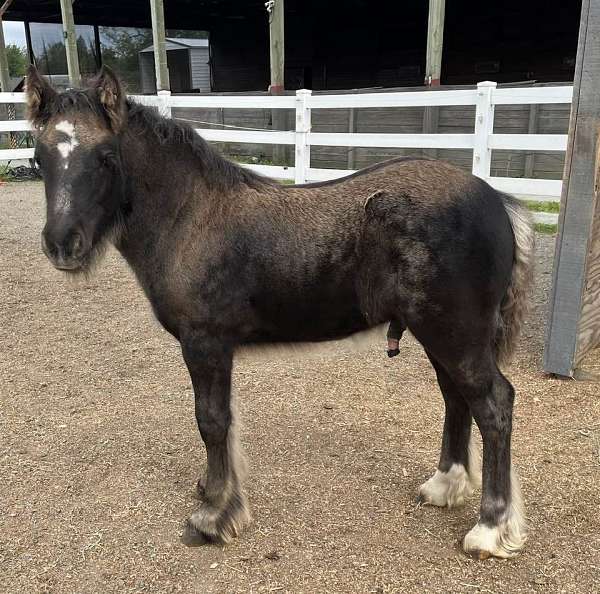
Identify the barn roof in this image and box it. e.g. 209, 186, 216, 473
2, 0, 267, 29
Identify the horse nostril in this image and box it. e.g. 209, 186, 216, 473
70, 233, 84, 259
41, 232, 57, 258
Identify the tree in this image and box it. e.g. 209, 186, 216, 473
6, 45, 28, 77
77, 34, 98, 76
99, 27, 153, 92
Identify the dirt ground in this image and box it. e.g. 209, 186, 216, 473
1, 181, 599, 594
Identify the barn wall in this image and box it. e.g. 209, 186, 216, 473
205, 0, 580, 93
210, 19, 269, 92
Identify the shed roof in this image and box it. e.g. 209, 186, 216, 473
140, 38, 209, 53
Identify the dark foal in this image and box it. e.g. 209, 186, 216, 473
27, 66, 533, 559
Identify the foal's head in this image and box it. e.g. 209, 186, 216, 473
26, 66, 127, 273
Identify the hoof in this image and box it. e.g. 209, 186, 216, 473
418, 464, 474, 508
187, 489, 251, 545
181, 521, 214, 547
463, 521, 526, 560
387, 348, 400, 358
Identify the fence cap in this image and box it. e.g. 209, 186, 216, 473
477, 81, 498, 88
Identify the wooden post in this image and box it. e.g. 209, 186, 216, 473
423, 1, 445, 159
0, 17, 10, 92
93, 25, 102, 70
157, 89, 171, 118
59, 0, 82, 88
544, 0, 600, 377
472, 81, 496, 180
294, 89, 311, 184
24, 20, 34, 65
0, 0, 14, 92
149, 0, 170, 91
422, 104, 440, 159
523, 104, 538, 178
0, 2, 16, 150
425, 0, 445, 86
347, 108, 357, 169
268, 0, 286, 164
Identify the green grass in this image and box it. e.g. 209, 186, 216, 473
525, 200, 560, 213
534, 223, 558, 234
524, 201, 559, 234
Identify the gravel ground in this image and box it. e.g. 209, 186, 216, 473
1, 182, 599, 594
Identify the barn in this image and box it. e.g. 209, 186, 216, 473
1, 1, 583, 92
139, 37, 211, 94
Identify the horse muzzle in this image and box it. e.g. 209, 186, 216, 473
41, 226, 89, 271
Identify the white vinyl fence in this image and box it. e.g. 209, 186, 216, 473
1, 82, 572, 224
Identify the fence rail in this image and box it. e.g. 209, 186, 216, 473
1, 82, 572, 224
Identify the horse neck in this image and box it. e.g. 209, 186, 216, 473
115, 129, 207, 270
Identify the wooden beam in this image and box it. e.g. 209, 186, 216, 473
24, 20, 34, 66
268, 0, 284, 93
0, 15, 10, 92
347, 108, 357, 169
0, 1, 15, 19
523, 104, 538, 178
422, 105, 440, 158
544, 0, 600, 377
59, 0, 81, 88
149, 0, 170, 91
0, 1, 14, 91
425, 0, 445, 86
93, 24, 102, 70
267, 0, 285, 164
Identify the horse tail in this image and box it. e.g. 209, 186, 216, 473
494, 194, 535, 367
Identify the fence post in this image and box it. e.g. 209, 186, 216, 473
157, 90, 172, 119
472, 81, 496, 180
294, 89, 312, 184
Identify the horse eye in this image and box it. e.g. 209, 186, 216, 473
100, 153, 116, 169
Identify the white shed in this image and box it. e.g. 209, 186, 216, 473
139, 38, 211, 94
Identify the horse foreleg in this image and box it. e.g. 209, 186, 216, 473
179, 334, 250, 546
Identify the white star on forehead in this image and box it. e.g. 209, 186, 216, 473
55, 120, 79, 169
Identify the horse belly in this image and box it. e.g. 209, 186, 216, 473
249, 274, 369, 343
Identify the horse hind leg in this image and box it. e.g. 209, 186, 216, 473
418, 352, 481, 508
424, 346, 526, 559
460, 363, 527, 559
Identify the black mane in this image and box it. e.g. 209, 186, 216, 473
41, 88, 274, 192
126, 100, 275, 192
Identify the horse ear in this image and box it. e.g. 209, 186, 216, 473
94, 65, 127, 132
25, 65, 57, 128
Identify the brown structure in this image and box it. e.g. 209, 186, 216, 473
544, 0, 600, 377
3, 1, 582, 93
